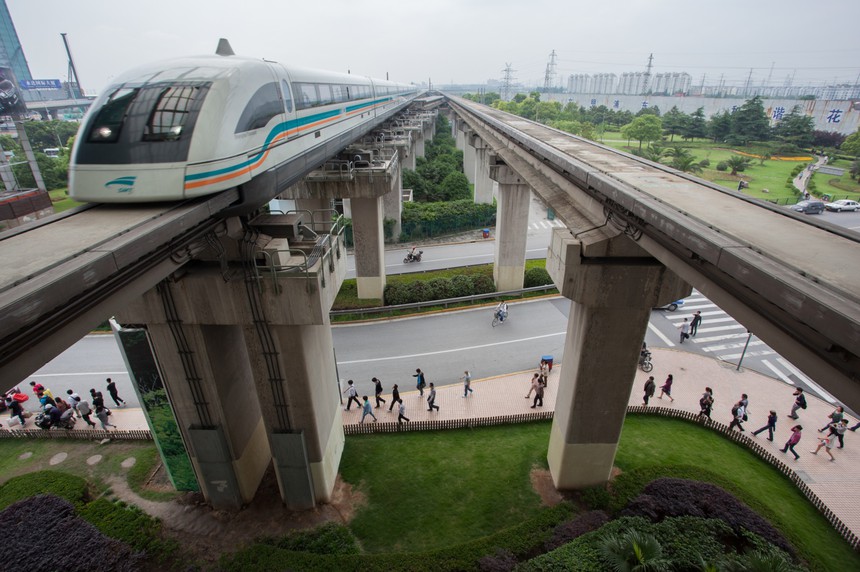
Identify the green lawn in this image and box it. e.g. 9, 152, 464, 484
810, 158, 860, 200
49, 187, 84, 212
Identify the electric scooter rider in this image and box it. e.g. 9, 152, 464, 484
495, 301, 508, 323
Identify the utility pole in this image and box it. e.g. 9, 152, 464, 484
743, 68, 753, 96
501, 63, 516, 101
543, 50, 557, 92
61, 33, 84, 98
642, 53, 653, 95
699, 73, 706, 96
765, 61, 775, 94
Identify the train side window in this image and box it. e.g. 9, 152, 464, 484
144, 86, 198, 141
87, 87, 139, 143
235, 82, 282, 133
318, 84, 333, 106
331, 84, 346, 103
295, 83, 318, 110
281, 80, 293, 113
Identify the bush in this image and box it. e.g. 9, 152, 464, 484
262, 522, 361, 555
449, 274, 474, 298
579, 486, 612, 511
80, 498, 175, 557
620, 478, 794, 556
544, 510, 610, 551
472, 274, 496, 295
698, 158, 710, 167
715, 161, 728, 171
427, 277, 454, 300
477, 548, 518, 572
0, 495, 144, 572
523, 267, 553, 288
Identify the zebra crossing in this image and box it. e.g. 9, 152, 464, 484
528, 219, 566, 231
659, 292, 837, 405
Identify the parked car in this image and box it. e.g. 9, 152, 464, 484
790, 200, 825, 214
654, 299, 684, 311
824, 199, 860, 212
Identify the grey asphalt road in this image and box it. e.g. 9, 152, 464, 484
332, 298, 569, 396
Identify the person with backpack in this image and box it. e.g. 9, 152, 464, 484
752, 410, 778, 441
373, 377, 386, 409
699, 387, 714, 419
728, 401, 746, 432
342, 380, 361, 411
643, 376, 656, 406
788, 388, 807, 419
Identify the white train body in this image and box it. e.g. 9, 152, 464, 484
69, 53, 417, 210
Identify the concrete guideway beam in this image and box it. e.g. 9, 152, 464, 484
449, 96, 860, 412
546, 228, 690, 489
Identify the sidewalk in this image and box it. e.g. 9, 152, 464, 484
341, 347, 860, 538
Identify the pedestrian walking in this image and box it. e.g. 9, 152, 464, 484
5, 397, 25, 427
728, 401, 746, 432
397, 401, 410, 424
643, 376, 656, 406
525, 373, 540, 399
75, 397, 96, 428
678, 319, 690, 344
658, 374, 674, 402
106, 378, 126, 407
360, 396, 377, 424
95, 404, 116, 431
373, 378, 386, 408
810, 433, 836, 461
827, 419, 849, 449
531, 382, 544, 408
90, 388, 105, 410
690, 311, 702, 336
752, 410, 778, 441
461, 371, 473, 398
342, 380, 361, 411
413, 368, 426, 397
427, 383, 440, 412
66, 389, 82, 418
780, 425, 803, 460
388, 384, 402, 412
538, 360, 549, 385
819, 406, 844, 433
787, 388, 807, 419
699, 387, 714, 418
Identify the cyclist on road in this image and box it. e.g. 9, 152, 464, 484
495, 301, 508, 323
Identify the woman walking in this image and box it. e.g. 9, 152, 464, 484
780, 425, 803, 460
658, 374, 674, 402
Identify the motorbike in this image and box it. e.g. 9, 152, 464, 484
638, 349, 654, 373
34, 408, 76, 430
403, 249, 423, 263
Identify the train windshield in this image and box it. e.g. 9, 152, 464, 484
144, 86, 201, 141
87, 88, 139, 143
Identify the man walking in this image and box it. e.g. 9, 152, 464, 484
728, 401, 746, 432
360, 396, 378, 424
75, 396, 96, 428
342, 380, 361, 411
106, 378, 126, 407
678, 319, 691, 344
413, 368, 426, 397
530, 382, 544, 409
787, 388, 807, 419
462, 371, 473, 398
690, 311, 702, 336
388, 384, 402, 412
397, 401, 410, 424
752, 410, 778, 441
643, 376, 656, 406
525, 373, 540, 399
427, 383, 440, 412
373, 377, 386, 409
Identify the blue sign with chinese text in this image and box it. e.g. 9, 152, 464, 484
19, 79, 62, 90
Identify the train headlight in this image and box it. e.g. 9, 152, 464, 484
94, 126, 113, 140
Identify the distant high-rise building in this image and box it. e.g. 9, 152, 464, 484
0, 0, 33, 85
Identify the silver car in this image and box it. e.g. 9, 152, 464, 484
824, 199, 860, 212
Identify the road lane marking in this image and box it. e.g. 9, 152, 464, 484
647, 322, 674, 347
776, 358, 837, 404
761, 359, 795, 385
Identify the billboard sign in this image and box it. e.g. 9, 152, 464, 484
0, 67, 28, 118
19, 79, 62, 90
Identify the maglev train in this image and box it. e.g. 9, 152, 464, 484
69, 40, 419, 213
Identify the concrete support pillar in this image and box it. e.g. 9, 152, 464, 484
473, 140, 493, 205
491, 163, 530, 291
545, 228, 690, 490
463, 131, 477, 185
382, 158, 403, 241
424, 119, 434, 143
414, 129, 426, 159
351, 196, 386, 299
455, 120, 465, 150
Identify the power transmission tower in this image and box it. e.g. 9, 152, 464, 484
642, 53, 653, 95
501, 63, 516, 101
543, 50, 557, 92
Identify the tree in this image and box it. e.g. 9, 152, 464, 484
438, 171, 471, 201
850, 159, 860, 181
725, 155, 751, 176
669, 154, 703, 174
601, 530, 671, 572
842, 130, 860, 156
662, 106, 687, 142
682, 107, 708, 141
730, 96, 771, 144
621, 115, 663, 150
811, 130, 845, 149
708, 111, 732, 143
772, 105, 814, 147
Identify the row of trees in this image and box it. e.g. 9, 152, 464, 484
401, 115, 470, 202
0, 119, 79, 191
463, 92, 850, 154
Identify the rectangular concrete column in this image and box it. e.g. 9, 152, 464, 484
383, 159, 403, 241
143, 322, 270, 510
463, 131, 477, 185
491, 165, 530, 291
545, 229, 690, 490
455, 121, 465, 150
415, 130, 425, 159
474, 143, 493, 205
351, 196, 386, 299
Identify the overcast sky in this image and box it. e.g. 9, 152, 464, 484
7, 0, 860, 96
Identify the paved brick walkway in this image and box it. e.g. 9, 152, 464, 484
342, 347, 860, 538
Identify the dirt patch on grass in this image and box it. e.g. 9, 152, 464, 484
530, 467, 563, 506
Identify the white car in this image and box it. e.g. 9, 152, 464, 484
824, 199, 860, 212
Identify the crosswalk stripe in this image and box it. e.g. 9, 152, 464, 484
691, 332, 753, 343
716, 349, 776, 360
664, 310, 726, 320
776, 358, 837, 404
647, 322, 675, 347
701, 340, 767, 353
693, 324, 748, 333
761, 359, 795, 385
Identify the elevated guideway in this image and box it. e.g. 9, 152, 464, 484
448, 96, 860, 409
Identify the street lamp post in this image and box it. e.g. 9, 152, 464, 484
736, 330, 753, 371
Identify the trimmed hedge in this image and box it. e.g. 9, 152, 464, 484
0, 470, 89, 510
219, 502, 574, 572
384, 273, 497, 305
400, 199, 497, 242
523, 267, 553, 288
